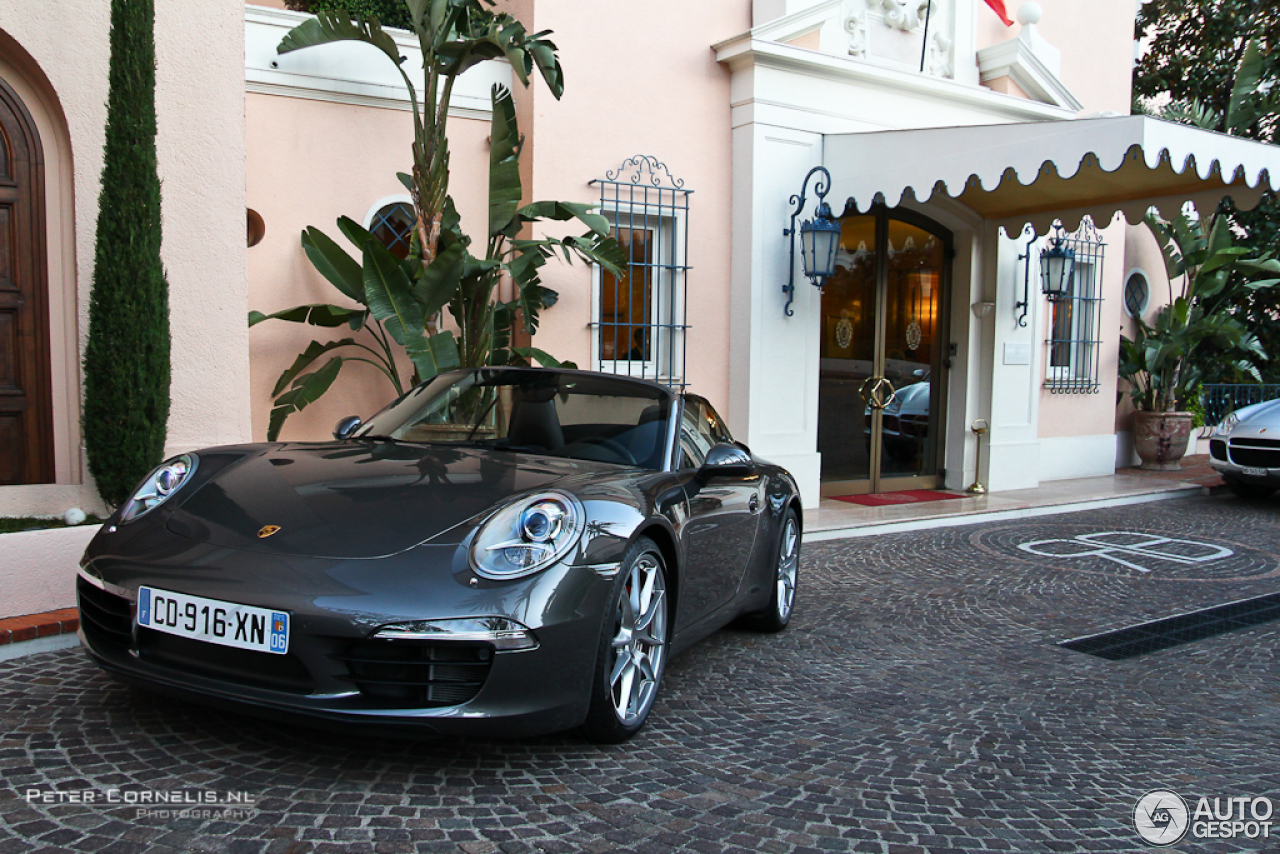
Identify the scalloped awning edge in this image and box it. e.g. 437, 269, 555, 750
825, 115, 1280, 237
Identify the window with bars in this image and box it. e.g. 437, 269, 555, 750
1123, 269, 1151, 318
589, 156, 691, 390
369, 201, 415, 259
1041, 220, 1105, 394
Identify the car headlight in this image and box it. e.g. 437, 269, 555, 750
119, 454, 198, 523
1216, 412, 1239, 437
470, 491, 585, 580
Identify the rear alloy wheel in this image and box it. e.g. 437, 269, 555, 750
1227, 479, 1276, 500
581, 537, 669, 743
740, 507, 800, 633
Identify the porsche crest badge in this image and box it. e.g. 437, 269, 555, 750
257, 525, 282, 539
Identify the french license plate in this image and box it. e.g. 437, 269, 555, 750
137, 586, 289, 654
1241, 466, 1269, 477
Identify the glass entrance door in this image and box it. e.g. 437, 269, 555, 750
818, 208, 949, 496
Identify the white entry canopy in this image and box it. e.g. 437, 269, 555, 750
825, 115, 1280, 235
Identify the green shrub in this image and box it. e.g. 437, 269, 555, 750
82, 0, 171, 508
1184, 389, 1208, 429
284, 0, 412, 30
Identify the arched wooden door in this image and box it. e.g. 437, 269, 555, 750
0, 77, 53, 484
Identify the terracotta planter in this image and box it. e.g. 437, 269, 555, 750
1133, 410, 1194, 471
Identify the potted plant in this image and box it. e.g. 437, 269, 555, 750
1120, 210, 1277, 469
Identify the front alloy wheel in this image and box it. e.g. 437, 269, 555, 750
582, 537, 668, 743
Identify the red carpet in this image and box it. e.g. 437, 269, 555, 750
831, 489, 968, 507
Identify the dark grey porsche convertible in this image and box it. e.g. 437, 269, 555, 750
77, 368, 802, 742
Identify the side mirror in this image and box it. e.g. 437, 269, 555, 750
699, 442, 755, 478
333, 415, 362, 441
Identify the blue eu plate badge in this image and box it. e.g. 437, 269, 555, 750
269, 612, 289, 653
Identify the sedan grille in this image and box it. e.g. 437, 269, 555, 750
77, 577, 133, 651
1228, 438, 1280, 469
332, 640, 493, 709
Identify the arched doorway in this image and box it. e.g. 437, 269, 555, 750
0, 75, 53, 484
818, 205, 951, 496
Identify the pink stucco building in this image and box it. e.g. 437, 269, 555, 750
1, 0, 1278, 615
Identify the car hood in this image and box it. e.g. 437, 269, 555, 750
166, 442, 618, 559
1235, 397, 1280, 426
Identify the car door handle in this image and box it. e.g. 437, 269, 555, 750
748, 493, 760, 514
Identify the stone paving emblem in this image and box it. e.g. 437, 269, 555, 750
1134, 789, 1190, 846
1018, 531, 1234, 573
971, 523, 1280, 581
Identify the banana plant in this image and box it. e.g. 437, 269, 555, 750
248, 216, 456, 440
278, 0, 562, 265
1120, 301, 1266, 413
251, 87, 624, 441
1120, 208, 1280, 412
251, 0, 626, 441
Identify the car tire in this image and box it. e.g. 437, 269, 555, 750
1227, 479, 1276, 500
580, 536, 669, 744
738, 507, 800, 633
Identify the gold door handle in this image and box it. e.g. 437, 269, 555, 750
878, 378, 897, 409
858, 376, 878, 407
859, 377, 897, 410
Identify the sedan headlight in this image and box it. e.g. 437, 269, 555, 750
119, 454, 198, 523
470, 491, 585, 580
1216, 412, 1239, 437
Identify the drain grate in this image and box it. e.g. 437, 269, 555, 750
1060, 592, 1280, 660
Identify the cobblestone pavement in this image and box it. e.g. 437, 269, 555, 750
3, 495, 1280, 854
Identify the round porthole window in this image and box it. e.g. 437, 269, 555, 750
247, 208, 265, 247
369, 201, 416, 260
1124, 270, 1150, 318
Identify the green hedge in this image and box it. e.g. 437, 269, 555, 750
82, 0, 171, 508
284, 0, 412, 30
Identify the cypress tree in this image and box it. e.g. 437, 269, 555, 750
83, 0, 170, 507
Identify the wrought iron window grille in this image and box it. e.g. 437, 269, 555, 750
1034, 219, 1106, 394
589, 155, 692, 391
369, 201, 416, 259
1123, 269, 1151, 318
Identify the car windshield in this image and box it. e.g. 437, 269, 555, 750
355, 369, 673, 469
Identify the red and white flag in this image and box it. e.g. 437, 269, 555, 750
984, 0, 1014, 26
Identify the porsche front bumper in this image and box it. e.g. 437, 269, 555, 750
1208, 435, 1280, 487
76, 552, 615, 738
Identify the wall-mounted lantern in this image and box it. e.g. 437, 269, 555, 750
782, 166, 841, 316
1015, 222, 1077, 327
1039, 224, 1076, 300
